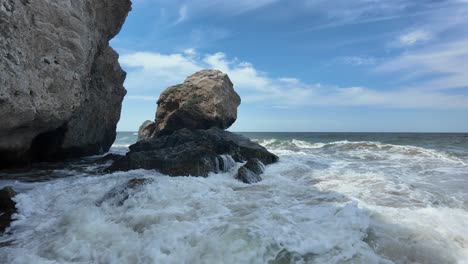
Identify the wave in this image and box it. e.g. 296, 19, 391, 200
255, 139, 465, 165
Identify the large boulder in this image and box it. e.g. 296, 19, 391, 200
107, 128, 278, 177
0, 0, 131, 168
154, 70, 241, 136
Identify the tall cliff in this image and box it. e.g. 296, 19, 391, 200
0, 0, 131, 167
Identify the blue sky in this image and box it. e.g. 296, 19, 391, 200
112, 0, 468, 132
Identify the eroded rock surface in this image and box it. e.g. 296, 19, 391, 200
154, 70, 241, 136
138, 120, 157, 141
107, 128, 278, 177
0, 0, 131, 168
235, 159, 266, 184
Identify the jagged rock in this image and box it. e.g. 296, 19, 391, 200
0, 0, 131, 168
0, 186, 17, 233
138, 120, 157, 141
97, 178, 154, 206
235, 159, 266, 184
154, 70, 241, 136
107, 128, 278, 176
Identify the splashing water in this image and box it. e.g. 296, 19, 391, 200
1, 132, 467, 263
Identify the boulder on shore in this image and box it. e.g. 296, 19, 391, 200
0, 0, 131, 168
107, 128, 278, 177
115, 70, 278, 182
154, 70, 241, 136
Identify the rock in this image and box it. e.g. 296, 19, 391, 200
97, 178, 154, 206
154, 70, 241, 136
0, 186, 17, 233
138, 120, 157, 141
107, 128, 278, 176
235, 159, 266, 184
95, 153, 125, 164
0, 0, 131, 168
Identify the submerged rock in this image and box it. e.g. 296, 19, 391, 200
97, 178, 154, 206
235, 159, 266, 184
107, 128, 278, 177
0, 0, 131, 168
0, 186, 17, 233
154, 70, 241, 136
138, 120, 157, 141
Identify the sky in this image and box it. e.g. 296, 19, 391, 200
112, 0, 468, 132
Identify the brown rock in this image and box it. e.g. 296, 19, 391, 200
155, 70, 241, 136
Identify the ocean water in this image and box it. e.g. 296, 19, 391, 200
1, 132, 468, 264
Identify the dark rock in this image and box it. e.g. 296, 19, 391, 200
154, 70, 241, 136
235, 159, 266, 184
0, 186, 17, 233
107, 128, 278, 177
95, 153, 124, 164
138, 120, 157, 141
97, 178, 154, 206
0, 0, 131, 168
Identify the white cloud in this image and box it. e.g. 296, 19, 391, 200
120, 50, 468, 109
398, 30, 433, 46
377, 38, 468, 90
340, 56, 376, 66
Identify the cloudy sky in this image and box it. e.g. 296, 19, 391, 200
112, 0, 468, 132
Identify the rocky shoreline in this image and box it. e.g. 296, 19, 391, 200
107, 70, 279, 180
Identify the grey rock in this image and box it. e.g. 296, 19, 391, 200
138, 120, 157, 141
154, 70, 241, 136
0, 0, 131, 168
107, 128, 278, 177
97, 178, 154, 206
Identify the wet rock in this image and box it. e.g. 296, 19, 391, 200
154, 70, 241, 136
0, 186, 17, 233
97, 178, 154, 206
0, 0, 131, 168
138, 120, 157, 141
95, 153, 125, 164
107, 128, 278, 177
235, 159, 265, 184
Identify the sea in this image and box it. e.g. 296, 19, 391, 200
1, 132, 468, 264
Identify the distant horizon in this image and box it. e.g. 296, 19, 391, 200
117, 130, 468, 134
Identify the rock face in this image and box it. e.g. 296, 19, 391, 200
107, 128, 278, 176
138, 120, 157, 141
0, 186, 17, 233
154, 70, 241, 136
0, 0, 131, 168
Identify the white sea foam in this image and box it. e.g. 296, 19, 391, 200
1, 136, 468, 263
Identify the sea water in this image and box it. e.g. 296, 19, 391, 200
0, 132, 467, 264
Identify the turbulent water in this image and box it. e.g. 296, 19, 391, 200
1, 132, 468, 264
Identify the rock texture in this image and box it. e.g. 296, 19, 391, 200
107, 128, 278, 176
235, 159, 266, 184
154, 70, 241, 136
0, 0, 131, 168
138, 120, 157, 141
97, 178, 154, 206
0, 186, 17, 233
